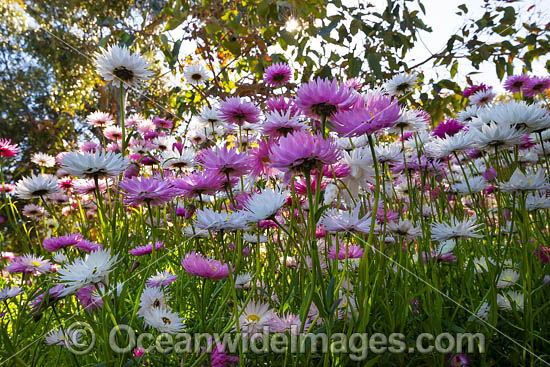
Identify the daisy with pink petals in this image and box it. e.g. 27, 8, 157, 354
153, 117, 173, 129
264, 62, 292, 87
332, 93, 401, 137
129, 241, 165, 256
270, 312, 311, 335
0, 138, 19, 158
261, 110, 306, 138
146, 270, 178, 287
76, 240, 102, 253
503, 74, 530, 93
249, 139, 278, 177
269, 131, 341, 180
5, 255, 52, 275
119, 177, 178, 206
198, 146, 251, 177
104, 126, 123, 141
266, 96, 299, 116
181, 251, 231, 280
327, 244, 364, 260
219, 97, 260, 125
295, 78, 358, 119
43, 233, 83, 252
521, 76, 550, 97
173, 171, 224, 198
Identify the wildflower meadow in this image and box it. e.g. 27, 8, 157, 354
2, 0, 550, 366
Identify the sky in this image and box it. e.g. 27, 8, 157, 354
399, 0, 550, 91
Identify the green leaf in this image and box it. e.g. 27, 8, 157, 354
367, 53, 382, 80
349, 55, 362, 77
98, 34, 111, 47
318, 19, 339, 38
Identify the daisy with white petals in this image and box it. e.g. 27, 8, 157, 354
57, 249, 119, 294
385, 72, 419, 96
184, 64, 210, 85
431, 216, 483, 242
58, 151, 129, 179
15, 174, 60, 200
94, 45, 153, 89
500, 168, 548, 193
243, 188, 287, 222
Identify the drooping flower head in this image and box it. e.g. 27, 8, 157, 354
264, 62, 292, 87
503, 74, 531, 93
94, 45, 153, 89
295, 78, 358, 119
181, 251, 231, 280
219, 97, 260, 125
119, 177, 178, 206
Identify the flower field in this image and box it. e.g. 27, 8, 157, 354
2, 37, 550, 367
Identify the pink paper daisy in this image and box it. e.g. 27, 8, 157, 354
503, 74, 530, 93
521, 76, 550, 97
0, 139, 19, 158
42, 233, 83, 252
219, 97, 260, 125
332, 93, 401, 136
295, 78, 358, 119
269, 131, 341, 178
327, 244, 364, 260
119, 177, 178, 206
129, 241, 165, 256
173, 171, 224, 198
181, 251, 231, 280
198, 146, 251, 177
263, 62, 292, 87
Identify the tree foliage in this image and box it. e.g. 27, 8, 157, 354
1, 0, 549, 178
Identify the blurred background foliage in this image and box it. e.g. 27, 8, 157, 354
1, 0, 550, 183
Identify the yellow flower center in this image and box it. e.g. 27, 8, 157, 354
246, 314, 260, 323
31, 261, 41, 267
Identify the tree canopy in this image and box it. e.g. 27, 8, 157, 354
1, 0, 549, 180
